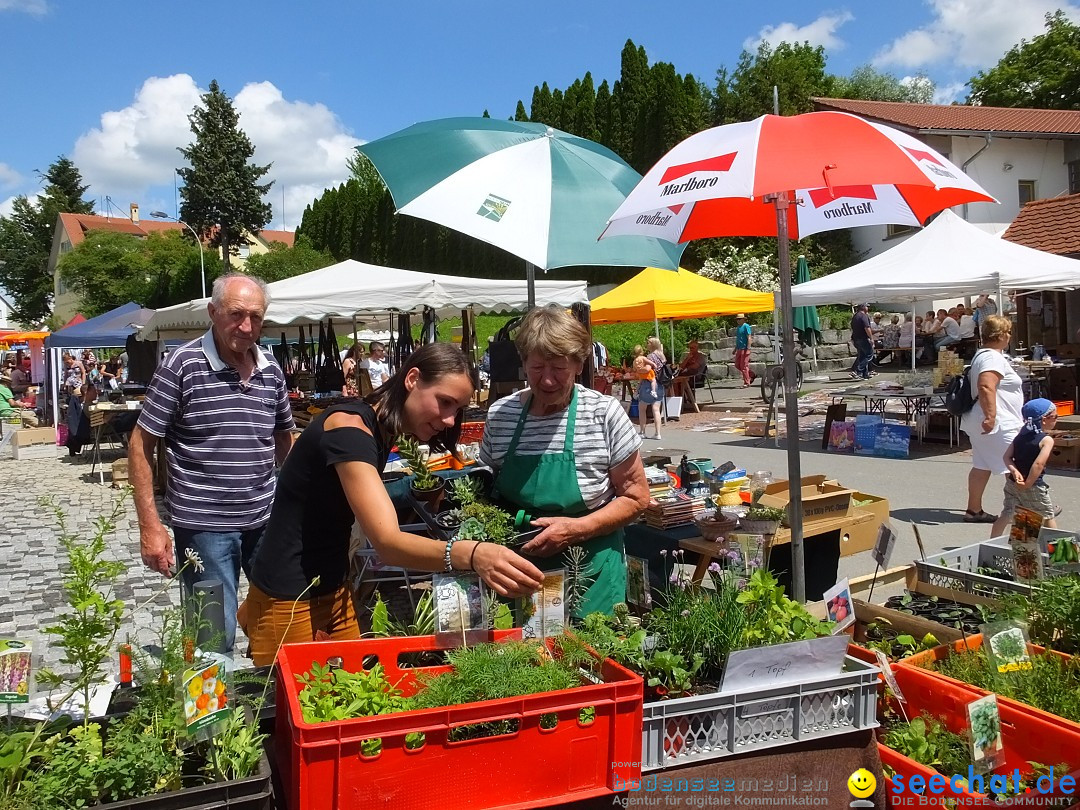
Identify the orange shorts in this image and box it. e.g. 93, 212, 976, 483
238, 582, 360, 666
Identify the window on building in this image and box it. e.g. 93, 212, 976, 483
886, 223, 917, 238
1069, 160, 1080, 195
238, 244, 250, 258
1018, 180, 1036, 208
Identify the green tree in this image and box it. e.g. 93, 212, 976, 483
57, 230, 203, 316
833, 65, 934, 103
243, 235, 334, 283
967, 11, 1080, 109
0, 157, 94, 325
177, 80, 273, 272
724, 40, 834, 121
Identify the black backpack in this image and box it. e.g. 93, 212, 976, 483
944, 349, 988, 416
656, 362, 676, 387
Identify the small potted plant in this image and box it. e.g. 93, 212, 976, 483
397, 436, 445, 510
694, 508, 739, 542
739, 504, 785, 535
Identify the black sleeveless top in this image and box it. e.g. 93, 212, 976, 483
1011, 427, 1047, 486
250, 400, 388, 599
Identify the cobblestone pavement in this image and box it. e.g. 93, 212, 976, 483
0, 435, 249, 676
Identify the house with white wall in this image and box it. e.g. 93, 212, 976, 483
812, 98, 1080, 258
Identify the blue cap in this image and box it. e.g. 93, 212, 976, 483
1022, 398, 1056, 420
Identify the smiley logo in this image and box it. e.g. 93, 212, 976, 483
848, 768, 877, 799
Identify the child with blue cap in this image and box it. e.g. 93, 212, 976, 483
1002, 398, 1059, 528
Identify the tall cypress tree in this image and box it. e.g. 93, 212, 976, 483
177, 80, 273, 273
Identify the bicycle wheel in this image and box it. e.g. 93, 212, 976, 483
759, 364, 785, 403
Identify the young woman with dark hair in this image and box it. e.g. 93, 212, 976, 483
241, 342, 544, 664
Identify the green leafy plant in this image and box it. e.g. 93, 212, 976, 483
575, 610, 647, 672
743, 504, 785, 523
459, 502, 514, 545
449, 475, 482, 507
738, 570, 833, 647
645, 650, 703, 698
295, 661, 411, 724
397, 436, 438, 491
369, 590, 435, 638
999, 575, 1080, 654
864, 623, 940, 660
563, 545, 594, 618
881, 715, 970, 776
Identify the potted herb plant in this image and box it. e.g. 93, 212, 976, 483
397, 435, 445, 510
739, 504, 785, 535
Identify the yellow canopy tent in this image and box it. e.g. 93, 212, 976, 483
590, 267, 773, 324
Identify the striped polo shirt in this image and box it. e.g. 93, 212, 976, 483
479, 385, 642, 510
137, 330, 295, 530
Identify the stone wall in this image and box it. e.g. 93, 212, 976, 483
699, 324, 858, 380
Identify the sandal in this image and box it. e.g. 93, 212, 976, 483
963, 509, 998, 523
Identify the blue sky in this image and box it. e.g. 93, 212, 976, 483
1, 0, 1077, 229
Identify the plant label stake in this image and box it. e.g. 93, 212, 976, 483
434, 573, 487, 648
966, 694, 1004, 774
0, 639, 32, 713
872, 650, 909, 722
912, 522, 926, 561
867, 523, 898, 603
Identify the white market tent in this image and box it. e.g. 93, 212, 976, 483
138, 259, 589, 340
786, 210, 1080, 307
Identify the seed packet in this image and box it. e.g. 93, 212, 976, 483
626, 556, 652, 611
0, 639, 32, 704
433, 573, 488, 647
1009, 506, 1044, 545
966, 694, 1004, 774
823, 578, 855, 634
521, 570, 566, 641
981, 621, 1032, 674
180, 655, 229, 737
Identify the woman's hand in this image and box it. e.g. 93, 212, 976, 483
521, 516, 585, 557
470, 543, 545, 598
981, 415, 996, 434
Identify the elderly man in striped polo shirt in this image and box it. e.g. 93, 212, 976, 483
129, 273, 295, 654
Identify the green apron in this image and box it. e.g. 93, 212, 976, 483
493, 388, 626, 617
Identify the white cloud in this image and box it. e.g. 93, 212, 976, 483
0, 192, 36, 218
71, 74, 361, 230
874, 0, 1080, 70
0, 163, 22, 189
744, 12, 855, 52
931, 81, 967, 104
0, 0, 47, 14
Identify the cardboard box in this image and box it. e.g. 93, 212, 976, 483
13, 443, 56, 460
840, 491, 891, 556
757, 474, 854, 524
1047, 443, 1080, 470
12, 427, 55, 447
744, 419, 776, 437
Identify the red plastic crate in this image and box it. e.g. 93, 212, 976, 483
274, 630, 643, 810
879, 665, 1080, 807
895, 634, 1080, 738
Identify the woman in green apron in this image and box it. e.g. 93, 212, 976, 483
481, 306, 651, 617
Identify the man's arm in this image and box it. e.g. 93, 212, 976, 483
128, 425, 174, 575
274, 430, 295, 466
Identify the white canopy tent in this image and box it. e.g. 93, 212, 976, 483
138, 259, 590, 340
786, 210, 1080, 308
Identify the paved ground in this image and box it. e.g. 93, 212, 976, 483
4, 365, 1078, 675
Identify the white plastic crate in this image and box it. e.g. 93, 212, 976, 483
914, 536, 1047, 600
640, 654, 879, 771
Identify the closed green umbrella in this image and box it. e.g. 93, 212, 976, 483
792, 255, 821, 347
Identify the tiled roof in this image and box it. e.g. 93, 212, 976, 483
57, 213, 294, 248
258, 229, 295, 247
1002, 194, 1080, 255
812, 98, 1080, 136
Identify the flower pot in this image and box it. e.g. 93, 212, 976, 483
695, 514, 738, 542
411, 479, 445, 512
434, 510, 461, 530
739, 518, 780, 535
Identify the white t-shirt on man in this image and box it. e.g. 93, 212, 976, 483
938, 317, 961, 340
361, 358, 390, 388
958, 315, 977, 339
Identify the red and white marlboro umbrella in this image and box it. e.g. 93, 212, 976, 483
601, 112, 997, 242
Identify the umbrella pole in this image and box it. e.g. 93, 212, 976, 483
669, 320, 675, 363
526, 261, 536, 310
769, 192, 806, 603
911, 304, 916, 373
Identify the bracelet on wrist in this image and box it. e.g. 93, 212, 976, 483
469, 541, 480, 571
443, 536, 456, 572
